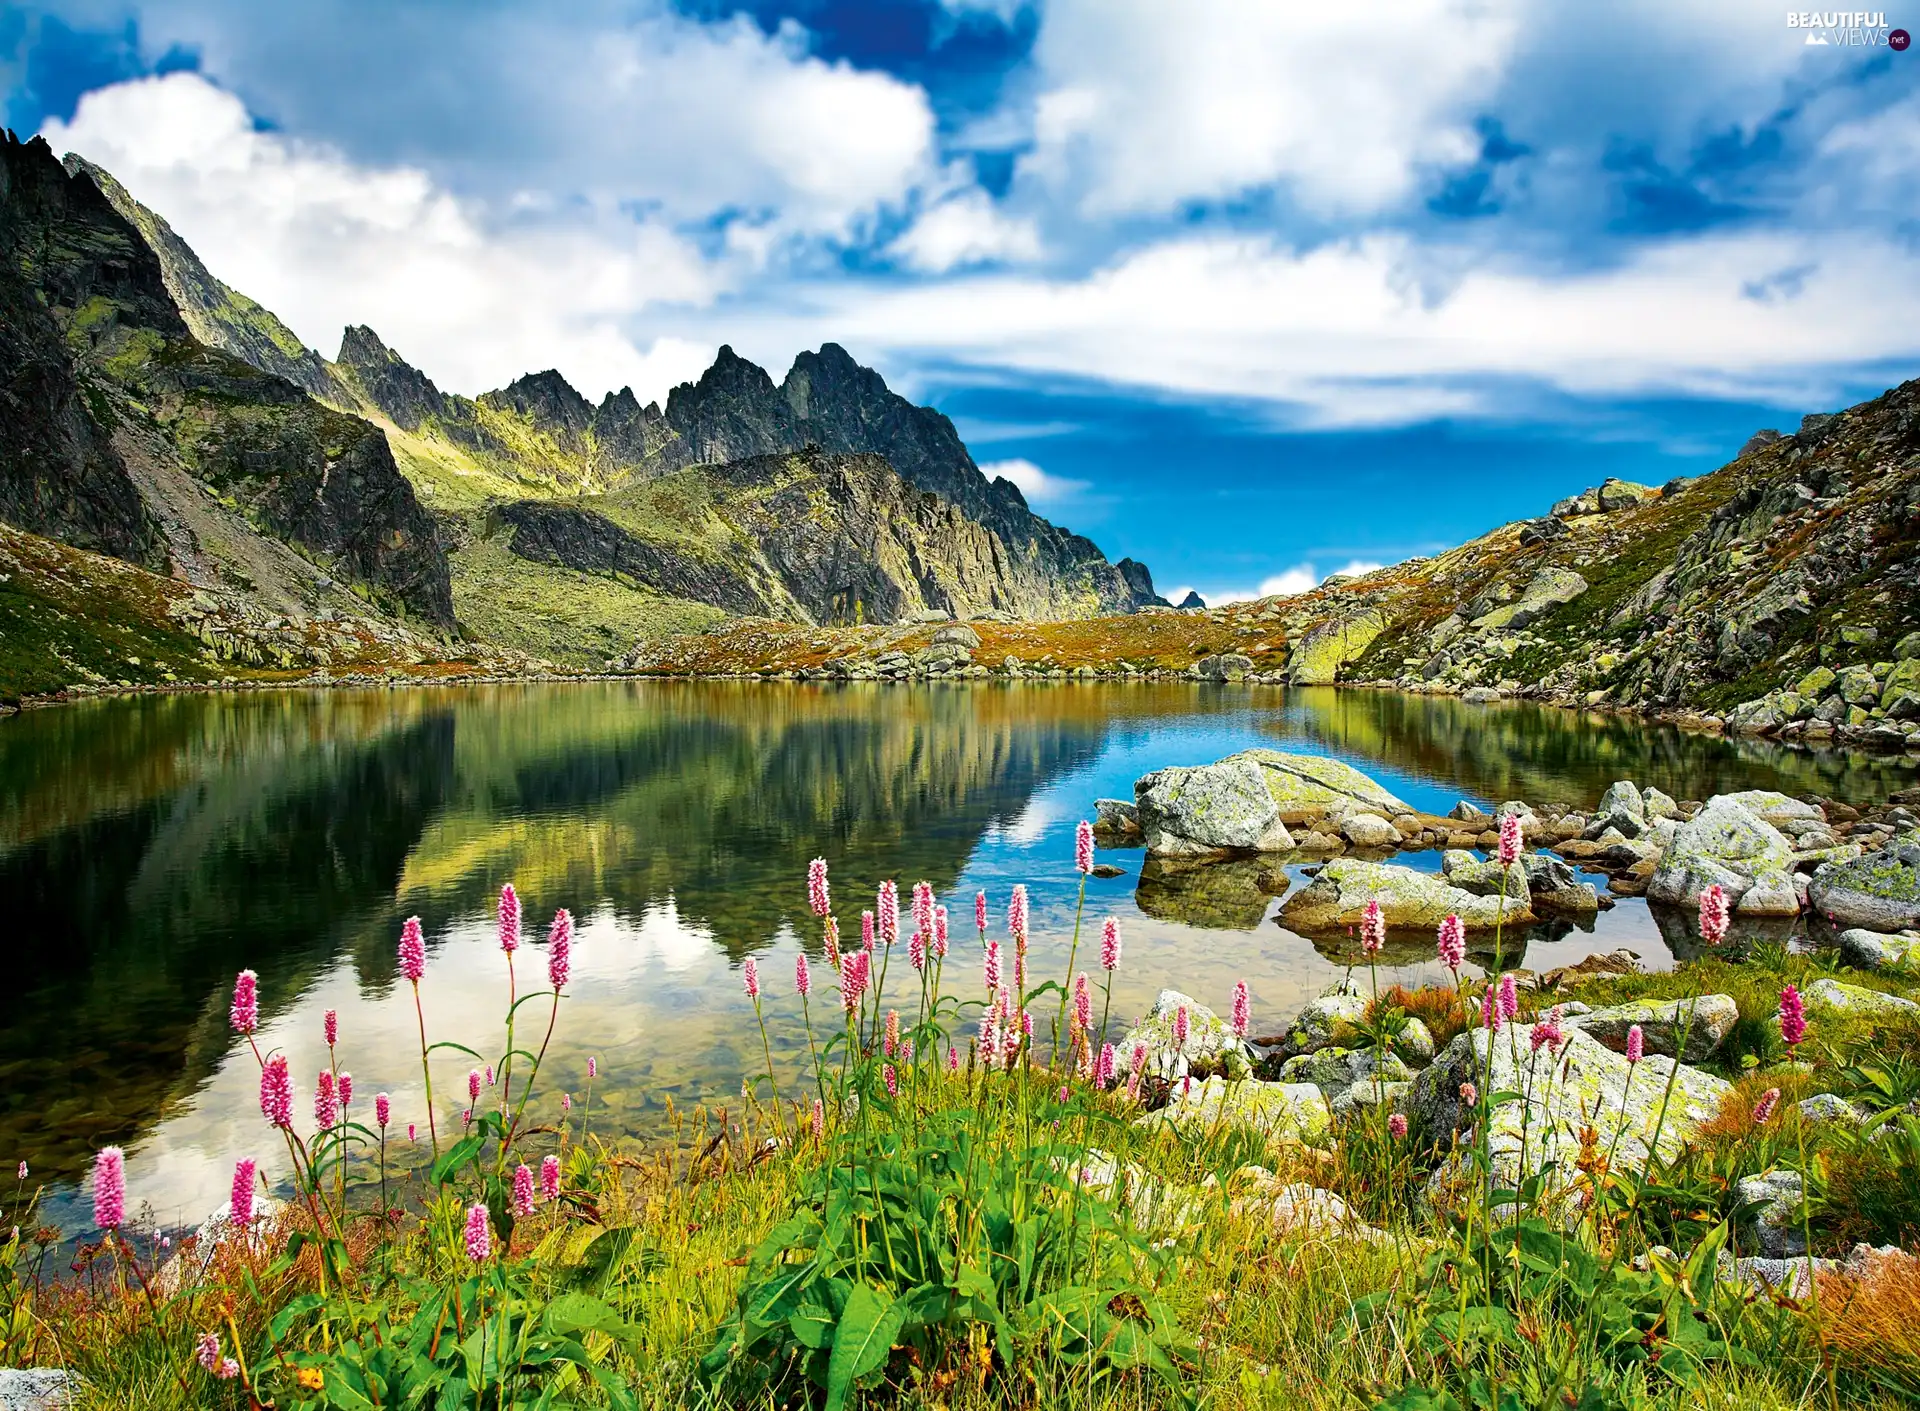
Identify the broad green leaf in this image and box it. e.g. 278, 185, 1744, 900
825, 1284, 902, 1411
431, 1134, 485, 1186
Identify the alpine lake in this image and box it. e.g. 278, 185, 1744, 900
7, 679, 1918, 1234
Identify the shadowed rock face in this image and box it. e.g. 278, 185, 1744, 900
0, 132, 455, 627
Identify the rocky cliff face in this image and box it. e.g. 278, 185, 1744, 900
0, 131, 453, 627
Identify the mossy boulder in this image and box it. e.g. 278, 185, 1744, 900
1282, 858, 1534, 932
1286, 609, 1388, 684
1412, 1028, 1731, 1218
1807, 840, 1920, 931
1469, 567, 1588, 631
1279, 983, 1370, 1056
1134, 757, 1295, 856
1646, 795, 1794, 910
1834, 927, 1920, 972
1232, 749, 1411, 825
1133, 1075, 1333, 1145
1276, 1046, 1414, 1096
1802, 977, 1920, 1019
1118, 989, 1253, 1081
1565, 994, 1739, 1060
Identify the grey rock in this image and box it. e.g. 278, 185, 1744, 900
1134, 758, 1295, 856
1133, 1075, 1332, 1144
1596, 780, 1646, 824
1796, 1093, 1866, 1126
1118, 990, 1253, 1081
1835, 927, 1919, 972
1644, 786, 1679, 820
1803, 977, 1920, 1019
1341, 813, 1400, 847
1281, 858, 1533, 932
1807, 841, 1920, 931
1092, 797, 1143, 845
1277, 1046, 1414, 1096
1282, 983, 1369, 1056
0, 1371, 79, 1411
929, 623, 981, 649
1195, 652, 1254, 682
1566, 994, 1739, 1060
1646, 795, 1794, 908
1735, 1170, 1806, 1259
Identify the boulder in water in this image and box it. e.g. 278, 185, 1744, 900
1134, 758, 1294, 856
1282, 858, 1534, 932
1646, 795, 1795, 912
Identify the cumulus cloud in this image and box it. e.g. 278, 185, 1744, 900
42, 72, 723, 402
1015, 0, 1524, 217
888, 187, 1043, 272
978, 457, 1090, 509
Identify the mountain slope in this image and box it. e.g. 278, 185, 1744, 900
73, 159, 1163, 635
1, 131, 454, 635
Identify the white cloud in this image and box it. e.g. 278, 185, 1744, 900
1207, 559, 1390, 605
888, 187, 1043, 272
1015, 0, 1525, 217
978, 457, 1090, 509
42, 73, 724, 402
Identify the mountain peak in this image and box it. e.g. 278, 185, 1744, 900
331, 326, 447, 431
481, 369, 592, 435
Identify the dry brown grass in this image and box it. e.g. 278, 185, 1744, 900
1818, 1250, 1920, 1398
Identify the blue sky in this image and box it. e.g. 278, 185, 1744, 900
5, 2, 1920, 601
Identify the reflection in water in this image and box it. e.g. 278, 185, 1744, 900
1, 679, 1908, 1228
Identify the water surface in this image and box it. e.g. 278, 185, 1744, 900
6, 680, 1914, 1231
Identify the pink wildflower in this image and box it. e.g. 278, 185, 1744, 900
464, 1203, 491, 1261
1021, 1010, 1035, 1043
408, 1123, 416, 1143
901, 1038, 915, 1065
841, 950, 869, 1013
229, 970, 259, 1036
1074, 973, 1094, 1035
823, 915, 841, 969
1128, 1042, 1149, 1098
1529, 1005, 1566, 1054
913, 880, 935, 938
861, 910, 876, 953
485, 1064, 495, 1088
1075, 819, 1095, 875
984, 939, 1002, 991
1173, 1005, 1190, 1048
398, 915, 426, 983
92, 1147, 125, 1230
323, 1009, 337, 1048
947, 1046, 959, 1073
196, 1332, 220, 1371
547, 908, 572, 990
1779, 984, 1807, 1047
338, 1072, 352, 1108
743, 956, 760, 1000
1497, 812, 1522, 866
1498, 972, 1519, 1022
884, 1064, 898, 1098
498, 882, 521, 954
1752, 1088, 1781, 1125
1436, 915, 1466, 973
1625, 1025, 1644, 1065
468, 1069, 483, 1103
561, 1093, 571, 1112
587, 1056, 597, 1080
1698, 884, 1729, 946
1008, 884, 1029, 940
1459, 1081, 1478, 1107
512, 1163, 535, 1219
16, 1162, 24, 1180
877, 881, 899, 945
909, 930, 926, 972
540, 1154, 560, 1200
975, 890, 988, 933
812, 1097, 826, 1136
375, 1093, 391, 1128
807, 857, 830, 918
1480, 987, 1498, 1029
315, 1070, 340, 1129
1388, 1113, 1409, 1140
1096, 1041, 1117, 1089
1360, 899, 1385, 957
1231, 979, 1251, 1039
795, 952, 812, 998
217, 1359, 239, 1381
885, 1009, 901, 1056
934, 906, 949, 959
1101, 917, 1121, 971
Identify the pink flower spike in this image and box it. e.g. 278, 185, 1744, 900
795, 952, 812, 998
947, 1045, 959, 1073
464, 1203, 491, 1261
547, 908, 573, 991
485, 1064, 495, 1088
231, 1158, 256, 1227
1100, 918, 1121, 972
1008, 884, 1029, 939
323, 1009, 338, 1048
512, 1163, 535, 1218
338, 1072, 352, 1108
408, 1123, 416, 1143
1778, 984, 1807, 1047
861, 910, 875, 953
1625, 1025, 1644, 1065
1075, 820, 1094, 875
1498, 972, 1519, 1022
1752, 1087, 1781, 1125
540, 1153, 560, 1200
877, 881, 899, 945
934, 906, 949, 959
498, 883, 521, 954
1436, 915, 1465, 973
984, 940, 1002, 992
196, 1331, 220, 1371
314, 1070, 340, 1130
468, 1069, 483, 1103
812, 1097, 826, 1137
92, 1147, 125, 1231
561, 1093, 571, 1111
884, 1064, 898, 1098
1360, 899, 1385, 957
1388, 1113, 1409, 1139
908, 930, 926, 973
375, 1092, 391, 1129
901, 1038, 915, 1065
975, 890, 988, 933
1480, 987, 1497, 1030
807, 857, 830, 918
587, 1056, 597, 1080
217, 1359, 239, 1381
16, 1161, 24, 1180
398, 915, 426, 983
229, 970, 259, 1036
1173, 1005, 1190, 1048
823, 915, 842, 969
885, 1009, 900, 1055
1073, 972, 1093, 1033
743, 957, 761, 1000
1459, 1081, 1478, 1107
913, 881, 935, 938
1497, 812, 1522, 866
1698, 884, 1730, 947
1096, 1041, 1116, 1089
1230, 980, 1251, 1039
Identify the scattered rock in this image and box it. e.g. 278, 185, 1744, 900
0, 1370, 80, 1411
1231, 749, 1412, 826
1566, 995, 1739, 1061
1341, 813, 1400, 847
1834, 927, 1919, 972
1735, 1170, 1806, 1259
1134, 1075, 1333, 1145
1195, 652, 1254, 682
1277, 1046, 1414, 1096
1228, 1173, 1390, 1245
1134, 758, 1295, 856
1808, 839, 1920, 931
1092, 797, 1142, 845
1280, 981, 1370, 1056
1118, 990, 1253, 1081
928, 623, 981, 650
1646, 795, 1796, 912
1796, 1093, 1866, 1126
1802, 977, 1920, 1019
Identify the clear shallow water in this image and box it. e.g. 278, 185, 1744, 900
5, 679, 1916, 1233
